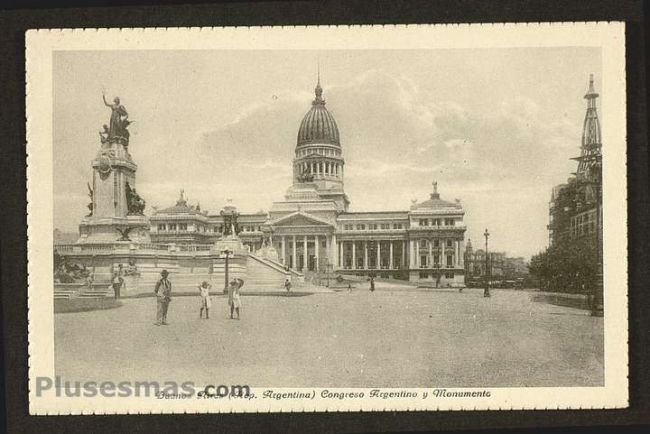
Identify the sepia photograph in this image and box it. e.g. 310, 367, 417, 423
26, 23, 627, 413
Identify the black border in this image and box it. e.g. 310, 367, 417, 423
1, 1, 648, 433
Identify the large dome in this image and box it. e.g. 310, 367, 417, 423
297, 81, 340, 147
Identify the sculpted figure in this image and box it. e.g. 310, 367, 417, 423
102, 93, 130, 143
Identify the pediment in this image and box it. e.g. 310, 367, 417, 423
268, 212, 333, 228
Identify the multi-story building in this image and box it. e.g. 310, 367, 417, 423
150, 77, 468, 286
547, 75, 603, 247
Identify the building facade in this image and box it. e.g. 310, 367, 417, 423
464, 239, 528, 280
150, 78, 468, 285
547, 75, 603, 247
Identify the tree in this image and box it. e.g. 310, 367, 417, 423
529, 235, 598, 294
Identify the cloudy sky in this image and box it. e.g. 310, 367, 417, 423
53, 48, 601, 259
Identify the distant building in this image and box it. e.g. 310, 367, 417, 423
464, 239, 528, 279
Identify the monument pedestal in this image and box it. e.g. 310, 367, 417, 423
78, 215, 150, 244
212, 233, 248, 256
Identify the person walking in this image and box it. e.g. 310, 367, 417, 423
284, 278, 292, 292
228, 278, 243, 319
154, 270, 172, 325
199, 281, 212, 319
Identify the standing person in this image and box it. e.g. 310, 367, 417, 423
112, 272, 123, 299
154, 270, 172, 326
284, 278, 292, 292
228, 278, 243, 319
198, 281, 212, 319
369, 276, 375, 292
85, 272, 94, 290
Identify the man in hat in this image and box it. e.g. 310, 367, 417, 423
154, 269, 172, 325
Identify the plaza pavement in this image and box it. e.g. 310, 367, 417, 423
54, 287, 603, 388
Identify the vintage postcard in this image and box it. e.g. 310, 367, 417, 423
27, 23, 627, 414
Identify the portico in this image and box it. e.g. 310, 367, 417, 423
268, 211, 336, 272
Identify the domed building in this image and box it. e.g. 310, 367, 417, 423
148, 77, 468, 286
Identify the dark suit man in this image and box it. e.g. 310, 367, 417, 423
154, 270, 172, 325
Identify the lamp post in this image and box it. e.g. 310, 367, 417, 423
484, 228, 491, 298
220, 248, 234, 293
591, 175, 604, 317
325, 258, 331, 287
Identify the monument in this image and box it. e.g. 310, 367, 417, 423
55, 93, 295, 296
77, 94, 150, 244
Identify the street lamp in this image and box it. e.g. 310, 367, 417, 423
589, 171, 604, 317
484, 228, 491, 298
220, 248, 234, 293
325, 258, 331, 287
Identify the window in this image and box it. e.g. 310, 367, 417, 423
178, 223, 188, 231
356, 224, 366, 230
321, 241, 326, 248
434, 255, 440, 266
445, 272, 454, 279
446, 239, 453, 248
433, 239, 440, 247
168, 224, 177, 231
370, 224, 378, 230
434, 219, 441, 226
419, 239, 428, 249
446, 255, 453, 267
393, 223, 402, 229
420, 255, 428, 267
419, 271, 429, 279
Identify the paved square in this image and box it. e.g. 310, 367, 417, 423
54, 288, 603, 387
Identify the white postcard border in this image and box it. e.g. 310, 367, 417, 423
26, 22, 627, 414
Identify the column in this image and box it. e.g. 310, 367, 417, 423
292, 235, 297, 269
281, 235, 286, 264
330, 234, 337, 268
459, 239, 465, 268
315, 235, 320, 271
352, 241, 356, 269
389, 241, 394, 269
325, 235, 330, 269
364, 241, 368, 269
402, 240, 406, 268
377, 241, 381, 269
303, 235, 308, 271
428, 239, 433, 268
441, 239, 445, 268
415, 239, 420, 268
